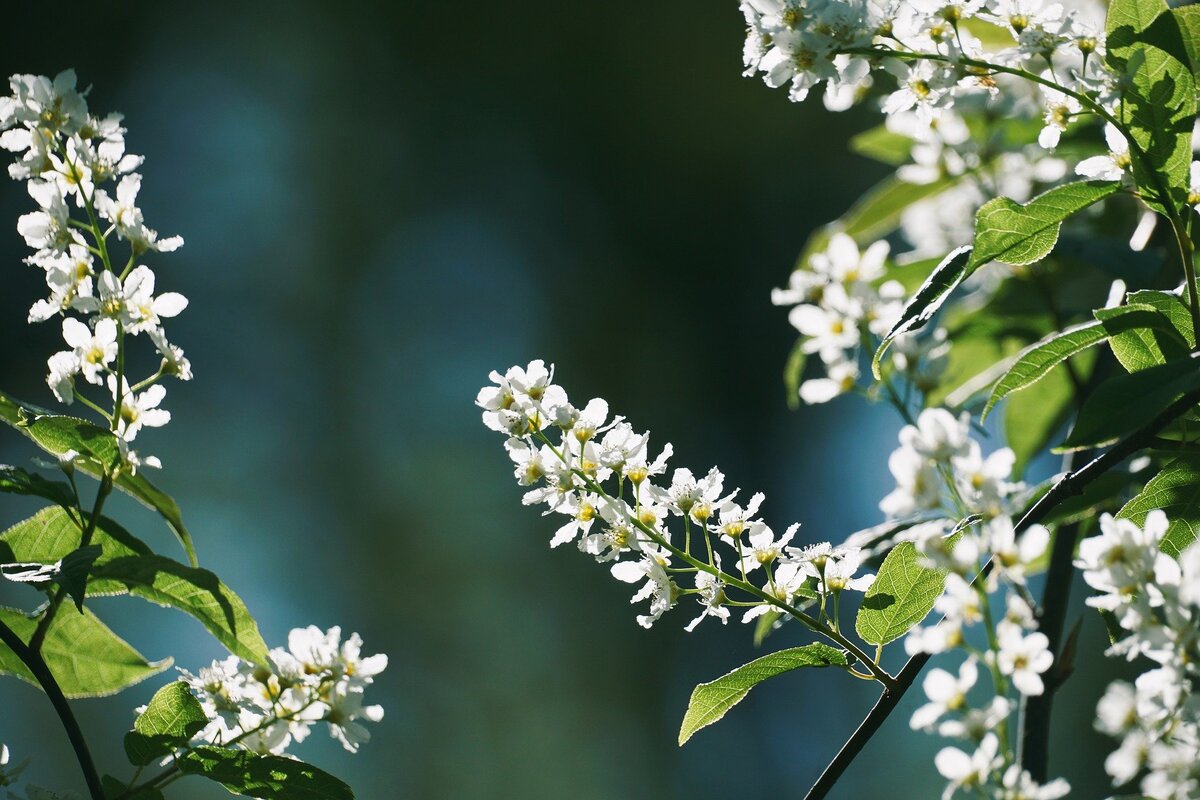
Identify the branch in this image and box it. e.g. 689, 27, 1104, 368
0, 617, 105, 800
802, 385, 1200, 800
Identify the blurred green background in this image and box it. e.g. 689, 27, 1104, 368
0, 2, 1126, 798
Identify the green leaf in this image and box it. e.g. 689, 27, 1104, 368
1125, 289, 1197, 346
970, 181, 1120, 268
1118, 455, 1200, 556
856, 538, 957, 646
0, 508, 268, 664
783, 337, 807, 411
1061, 354, 1200, 450
873, 246, 974, 378
92, 554, 270, 666
1172, 4, 1200, 81
982, 320, 1105, 420
849, 124, 915, 166
0, 392, 197, 566
982, 303, 1181, 419
179, 746, 354, 800
0, 605, 170, 698
1101, 304, 1192, 374
0, 507, 150, 597
752, 610, 782, 647
840, 174, 957, 244
1107, 0, 1196, 213
0, 464, 75, 508
124, 680, 207, 766
1005, 364, 1075, 478
677, 644, 847, 745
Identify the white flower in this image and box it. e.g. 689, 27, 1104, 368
880, 444, 942, 518
611, 550, 677, 628
61, 316, 117, 385
46, 350, 79, 403
17, 180, 78, 253
324, 684, 384, 753
1094, 680, 1137, 737
109, 376, 170, 441
685, 570, 729, 632
86, 266, 188, 336
1036, 81, 1081, 150
550, 491, 603, 548
911, 658, 978, 731
996, 621, 1053, 695
799, 359, 860, 404
27, 244, 95, 322
4, 70, 88, 136
953, 444, 1019, 519
716, 492, 766, 542
998, 766, 1070, 800
819, 547, 875, 592
986, 517, 1049, 587
1075, 123, 1130, 180
901, 408, 971, 461
96, 173, 184, 254
738, 521, 796, 574
935, 733, 1001, 799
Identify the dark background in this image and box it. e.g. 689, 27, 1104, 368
0, 3, 1120, 798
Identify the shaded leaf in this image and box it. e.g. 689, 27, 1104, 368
1172, 4, 1200, 81
841, 174, 957, 244
678, 644, 847, 745
783, 337, 807, 411
1101, 302, 1192, 373
1061, 354, 1200, 450
849, 124, 914, 165
0, 464, 75, 509
180, 746, 354, 800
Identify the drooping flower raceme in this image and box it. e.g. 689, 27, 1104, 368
0, 70, 189, 470
478, 360, 881, 638
178, 626, 387, 756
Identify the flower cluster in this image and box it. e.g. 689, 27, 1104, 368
1079, 512, 1200, 799
842, 407, 1062, 797
178, 626, 387, 755
741, 0, 1110, 120
771, 233, 920, 403
881, 408, 1024, 524
0, 71, 188, 470
478, 360, 878, 631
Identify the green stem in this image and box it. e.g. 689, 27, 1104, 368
535, 432, 897, 690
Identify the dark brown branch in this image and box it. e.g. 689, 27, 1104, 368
0, 616, 104, 800
802, 386, 1200, 800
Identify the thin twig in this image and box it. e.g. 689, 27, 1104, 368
802, 385, 1200, 800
